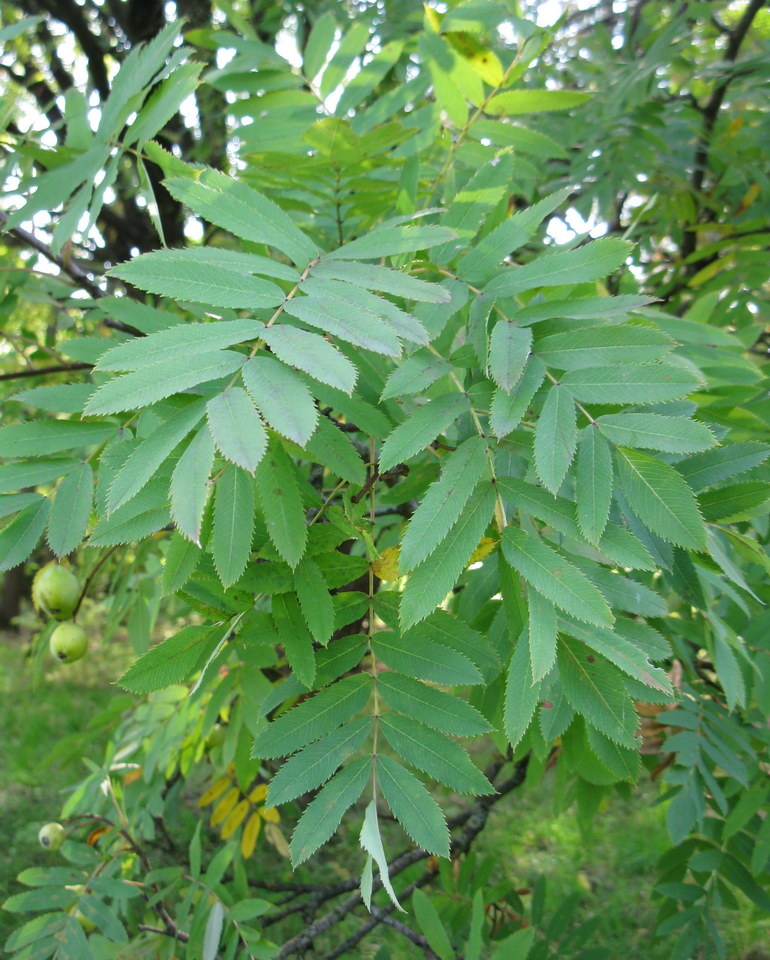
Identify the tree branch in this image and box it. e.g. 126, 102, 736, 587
680, 0, 765, 262
273, 755, 530, 958
0, 211, 144, 337
0, 362, 93, 383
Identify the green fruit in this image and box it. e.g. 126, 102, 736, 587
50, 622, 88, 664
38, 822, 66, 851
34, 563, 81, 620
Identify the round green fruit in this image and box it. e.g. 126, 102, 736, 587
38, 822, 66, 851
34, 563, 81, 620
50, 622, 88, 664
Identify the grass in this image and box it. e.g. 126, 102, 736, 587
2, 629, 769, 958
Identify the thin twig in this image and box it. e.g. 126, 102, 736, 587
0, 362, 93, 382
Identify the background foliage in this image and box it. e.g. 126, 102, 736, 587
1, 0, 769, 957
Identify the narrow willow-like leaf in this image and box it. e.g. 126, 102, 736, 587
504, 630, 541, 750
241, 356, 318, 447
400, 436, 488, 572
597, 413, 716, 454
290, 756, 370, 866
379, 393, 468, 473
488, 321, 532, 392
557, 637, 639, 748
615, 447, 707, 549
206, 388, 267, 473
528, 590, 557, 683
252, 674, 371, 758
379, 715, 493, 795
376, 756, 450, 858
170, 426, 215, 545
576, 426, 612, 544
261, 325, 357, 394
294, 557, 335, 645
267, 717, 372, 807
534, 384, 576, 494
490, 358, 546, 438
254, 439, 307, 568
48, 463, 93, 557
400, 483, 496, 629
377, 673, 491, 737
502, 526, 613, 627
211, 465, 255, 587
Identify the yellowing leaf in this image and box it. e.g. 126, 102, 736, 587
220, 799, 250, 839
469, 536, 498, 565
198, 777, 231, 808
248, 783, 269, 803
241, 812, 262, 859
372, 546, 401, 580
210, 787, 240, 827
449, 33, 503, 86
264, 822, 290, 858
261, 806, 281, 824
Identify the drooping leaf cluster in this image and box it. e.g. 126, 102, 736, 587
1, 1, 769, 957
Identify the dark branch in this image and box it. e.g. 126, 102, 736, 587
0, 212, 144, 337
680, 0, 765, 262
0, 362, 93, 383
